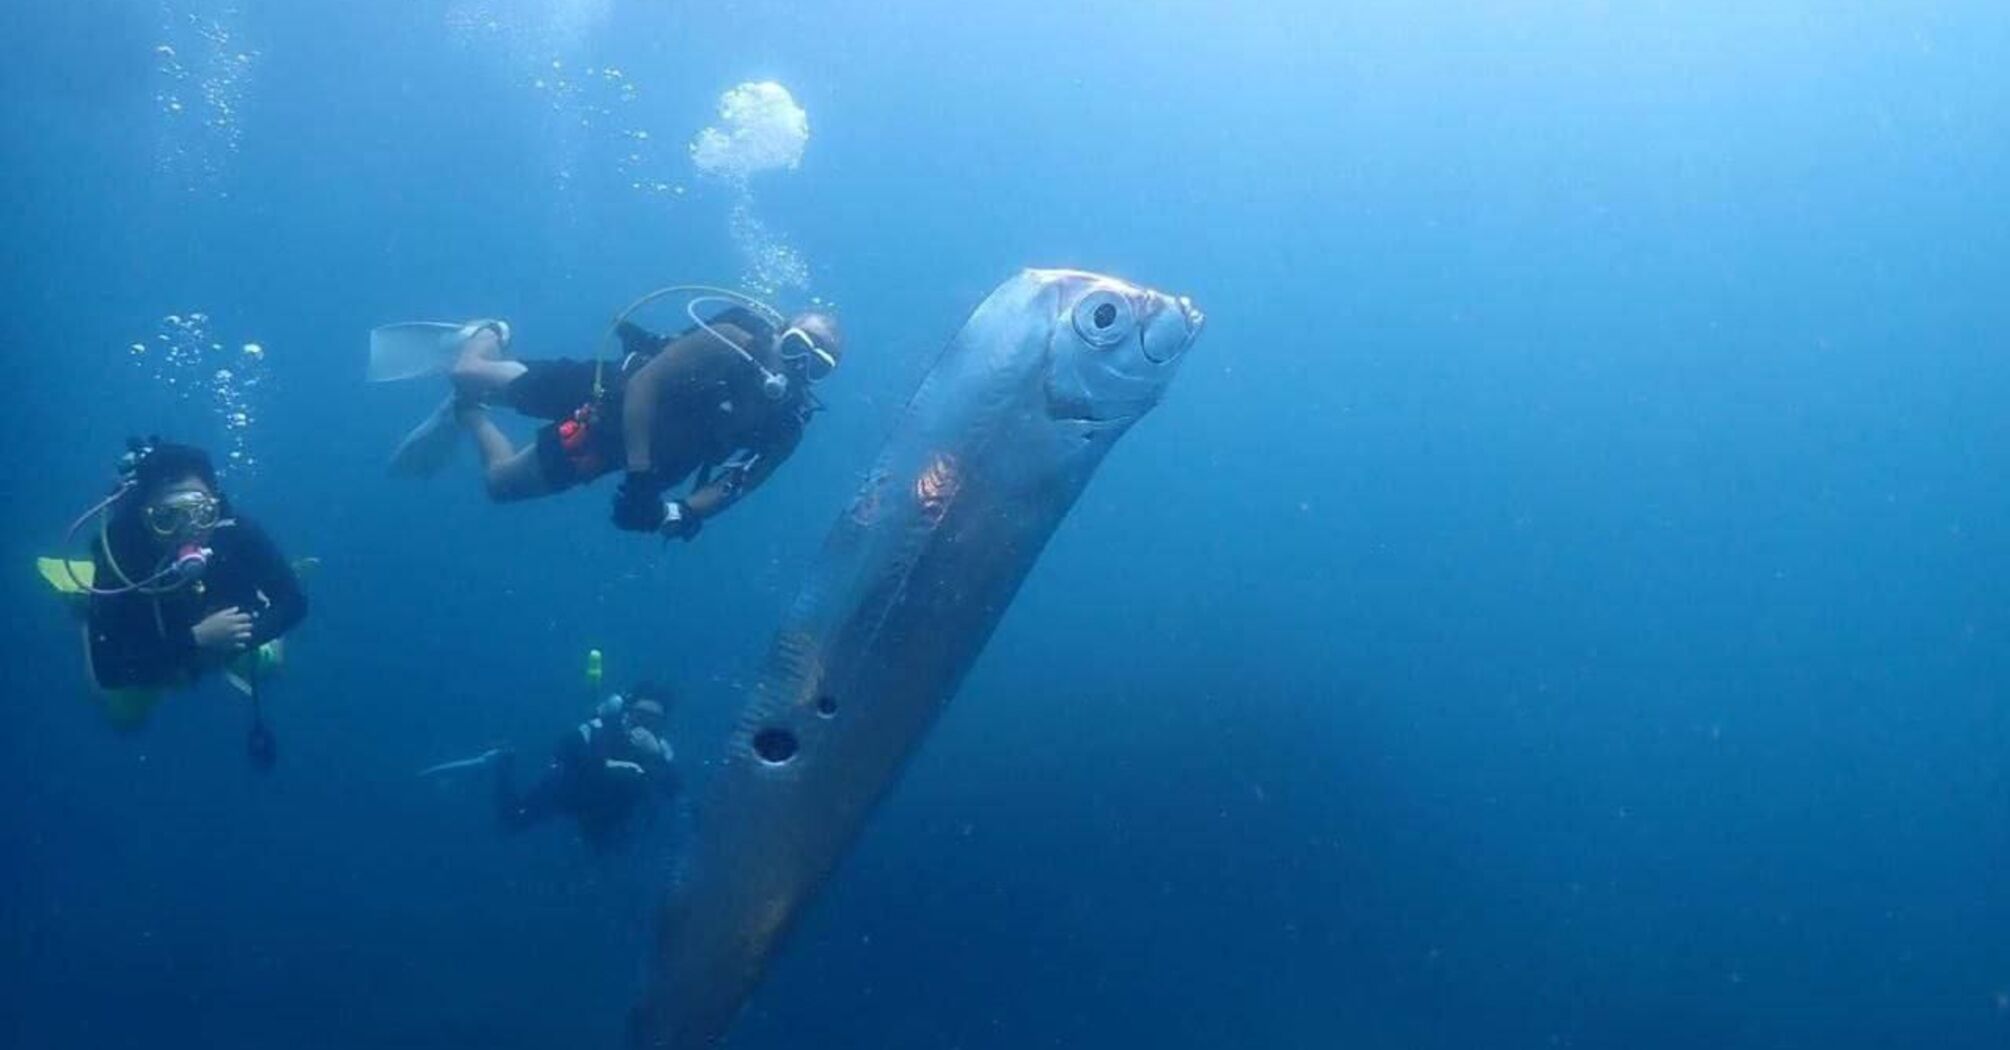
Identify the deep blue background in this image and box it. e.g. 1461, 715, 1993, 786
4, 1, 2009, 1047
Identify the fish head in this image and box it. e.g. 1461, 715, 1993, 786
1032, 268, 1204, 426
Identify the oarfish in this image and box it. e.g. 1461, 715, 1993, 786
631, 268, 1204, 1048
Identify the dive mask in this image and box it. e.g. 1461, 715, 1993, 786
145, 490, 221, 537
778, 327, 839, 383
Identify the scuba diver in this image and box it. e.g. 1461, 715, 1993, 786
422, 674, 680, 852
370, 287, 844, 541
49, 440, 308, 760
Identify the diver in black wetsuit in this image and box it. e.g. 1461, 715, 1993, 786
389, 296, 844, 542
490, 683, 680, 850
79, 441, 308, 698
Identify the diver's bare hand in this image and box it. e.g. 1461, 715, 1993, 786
193, 607, 255, 652
628, 726, 666, 758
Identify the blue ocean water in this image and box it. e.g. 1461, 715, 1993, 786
4, 1, 2009, 1046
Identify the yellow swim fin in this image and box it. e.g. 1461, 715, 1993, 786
224, 640, 286, 697
98, 688, 165, 731
37, 556, 95, 596
73, 625, 170, 730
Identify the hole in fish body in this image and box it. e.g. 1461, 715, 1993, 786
753, 727, 799, 765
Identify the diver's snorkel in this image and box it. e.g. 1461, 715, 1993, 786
166, 542, 213, 584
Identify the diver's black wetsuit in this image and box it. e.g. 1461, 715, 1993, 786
498, 308, 810, 496
86, 513, 307, 690
495, 713, 678, 848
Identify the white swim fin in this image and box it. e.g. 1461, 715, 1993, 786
368, 322, 464, 383
367, 319, 511, 383
387, 395, 462, 479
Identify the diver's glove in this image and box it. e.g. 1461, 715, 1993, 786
658, 499, 702, 542
612, 473, 703, 541
612, 472, 669, 533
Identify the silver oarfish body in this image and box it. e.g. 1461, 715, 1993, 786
631, 268, 1204, 1048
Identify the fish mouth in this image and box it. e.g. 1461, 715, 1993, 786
1143, 294, 1205, 364
1180, 295, 1206, 332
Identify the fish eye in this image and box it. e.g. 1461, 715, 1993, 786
1071, 289, 1135, 348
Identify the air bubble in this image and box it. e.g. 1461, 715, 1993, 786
130, 311, 268, 479
153, 8, 255, 195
